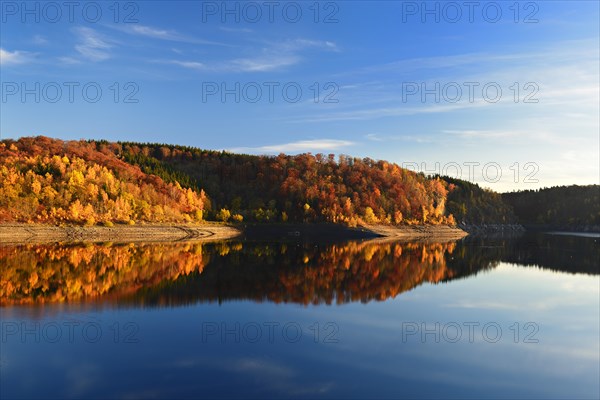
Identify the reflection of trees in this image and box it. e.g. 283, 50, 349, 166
2, 234, 597, 306
126, 240, 484, 307
446, 233, 599, 277
1, 241, 469, 306
498, 234, 599, 275
0, 243, 206, 304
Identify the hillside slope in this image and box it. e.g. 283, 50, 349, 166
110, 140, 459, 225
0, 137, 207, 224
443, 176, 517, 224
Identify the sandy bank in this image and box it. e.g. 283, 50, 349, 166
0, 223, 241, 244
240, 223, 467, 241
361, 224, 468, 240
0, 223, 467, 245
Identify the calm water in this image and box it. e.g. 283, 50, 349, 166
1, 233, 599, 399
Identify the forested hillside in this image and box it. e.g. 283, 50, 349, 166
1, 137, 595, 228
443, 177, 517, 224
109, 140, 455, 225
0, 137, 207, 224
503, 185, 600, 227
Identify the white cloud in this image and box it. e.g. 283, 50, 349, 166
129, 25, 178, 40
74, 27, 113, 61
228, 38, 339, 72
164, 60, 206, 70
0, 48, 34, 66
228, 139, 354, 154
365, 133, 434, 144
442, 129, 524, 139
158, 37, 338, 73
120, 24, 229, 46
280, 38, 339, 52
163, 55, 301, 72
229, 55, 300, 72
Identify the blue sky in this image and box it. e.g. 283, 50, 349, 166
1, 1, 598, 191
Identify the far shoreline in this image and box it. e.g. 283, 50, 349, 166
0, 222, 468, 244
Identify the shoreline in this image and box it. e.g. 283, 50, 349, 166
359, 224, 468, 240
241, 223, 468, 242
0, 223, 242, 244
0, 222, 467, 244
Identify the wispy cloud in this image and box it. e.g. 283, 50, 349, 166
228, 139, 354, 154
280, 38, 339, 52
229, 54, 300, 72
163, 37, 339, 73
365, 133, 434, 143
228, 38, 338, 72
163, 60, 206, 70
0, 48, 35, 66
129, 25, 180, 40
292, 99, 491, 123
442, 129, 523, 139
74, 27, 113, 61
295, 39, 599, 125
347, 39, 597, 76
119, 24, 230, 46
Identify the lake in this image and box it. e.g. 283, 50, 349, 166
1, 233, 599, 399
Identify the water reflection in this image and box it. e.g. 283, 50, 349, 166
2, 234, 599, 399
0, 242, 206, 304
1, 233, 598, 306
132, 240, 465, 307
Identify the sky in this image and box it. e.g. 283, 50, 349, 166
1, 0, 599, 192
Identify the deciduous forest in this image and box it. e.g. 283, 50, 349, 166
0, 137, 206, 224
1, 136, 597, 228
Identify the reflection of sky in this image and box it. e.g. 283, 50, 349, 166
2, 264, 599, 399
323, 263, 600, 398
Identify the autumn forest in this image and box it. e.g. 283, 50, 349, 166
1, 136, 598, 228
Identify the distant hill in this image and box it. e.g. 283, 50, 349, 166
503, 185, 600, 228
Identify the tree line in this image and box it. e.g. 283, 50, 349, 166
1, 136, 596, 227
502, 185, 600, 227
